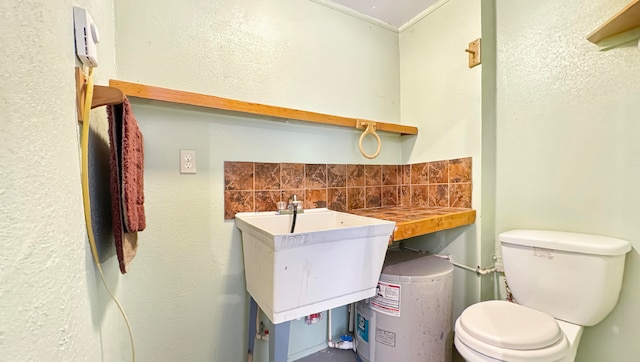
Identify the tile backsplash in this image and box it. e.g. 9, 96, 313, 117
224, 157, 472, 219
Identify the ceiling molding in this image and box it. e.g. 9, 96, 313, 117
399, 0, 450, 33
310, 0, 451, 33
309, 0, 399, 32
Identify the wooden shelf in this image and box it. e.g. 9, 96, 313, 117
109, 80, 418, 136
587, 0, 640, 44
348, 206, 476, 243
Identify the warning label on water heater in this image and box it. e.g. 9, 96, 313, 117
371, 281, 401, 317
375, 327, 397, 347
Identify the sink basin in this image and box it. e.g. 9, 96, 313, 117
235, 208, 395, 324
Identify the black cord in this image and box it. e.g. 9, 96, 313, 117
290, 204, 297, 233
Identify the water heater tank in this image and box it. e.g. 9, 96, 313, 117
356, 251, 454, 362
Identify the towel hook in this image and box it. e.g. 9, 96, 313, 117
465, 38, 482, 68
356, 120, 381, 159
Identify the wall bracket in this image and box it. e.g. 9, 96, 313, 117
465, 38, 482, 68
75, 67, 124, 122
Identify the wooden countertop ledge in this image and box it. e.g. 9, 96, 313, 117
348, 206, 476, 243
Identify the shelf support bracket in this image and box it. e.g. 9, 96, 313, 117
75, 67, 124, 122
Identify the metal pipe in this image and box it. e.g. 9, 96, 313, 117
327, 309, 333, 348
431, 253, 502, 275
350, 303, 356, 352
395, 244, 503, 276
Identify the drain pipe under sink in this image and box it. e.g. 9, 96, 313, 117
326, 308, 354, 350
327, 309, 332, 348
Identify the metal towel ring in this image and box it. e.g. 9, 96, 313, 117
357, 120, 381, 159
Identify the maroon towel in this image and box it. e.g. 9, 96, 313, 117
120, 99, 146, 232
107, 97, 145, 273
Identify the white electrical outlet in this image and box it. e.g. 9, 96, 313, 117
180, 149, 197, 174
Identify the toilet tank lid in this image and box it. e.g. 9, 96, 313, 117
499, 229, 631, 256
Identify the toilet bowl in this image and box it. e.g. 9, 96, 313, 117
454, 301, 583, 362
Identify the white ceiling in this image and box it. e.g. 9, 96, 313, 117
330, 0, 439, 28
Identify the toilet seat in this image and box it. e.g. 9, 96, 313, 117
455, 301, 569, 362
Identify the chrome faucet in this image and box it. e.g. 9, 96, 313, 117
278, 194, 304, 214
288, 194, 300, 210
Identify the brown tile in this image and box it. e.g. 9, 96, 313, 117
381, 186, 399, 207
327, 164, 347, 187
411, 162, 429, 185
429, 160, 448, 184
428, 185, 449, 207
382, 165, 399, 186
449, 157, 472, 183
365, 165, 381, 186
347, 164, 365, 187
401, 185, 410, 206
282, 190, 304, 206
224, 161, 254, 190
255, 163, 280, 190
255, 191, 281, 212
365, 186, 381, 208
328, 188, 347, 211
402, 165, 411, 185
281, 163, 304, 189
410, 185, 429, 207
305, 189, 327, 209
305, 164, 327, 189
224, 158, 472, 220
450, 183, 472, 208
224, 191, 253, 219
347, 187, 365, 210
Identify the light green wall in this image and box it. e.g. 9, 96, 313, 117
115, 0, 401, 124
9, 1, 637, 361
480, 0, 497, 301
111, 0, 403, 361
399, 0, 486, 322
495, 0, 640, 360
400, 0, 482, 165
0, 0, 116, 360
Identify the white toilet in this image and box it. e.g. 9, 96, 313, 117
454, 229, 631, 362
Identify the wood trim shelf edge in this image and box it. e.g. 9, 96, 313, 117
109, 79, 418, 136
587, 0, 640, 44
347, 207, 476, 243
392, 209, 476, 242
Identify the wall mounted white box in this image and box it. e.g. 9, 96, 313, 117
73, 7, 99, 67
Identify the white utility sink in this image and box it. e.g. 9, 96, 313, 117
235, 208, 396, 324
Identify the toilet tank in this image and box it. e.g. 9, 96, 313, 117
499, 230, 631, 326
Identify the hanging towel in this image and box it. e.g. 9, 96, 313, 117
107, 97, 145, 274
119, 98, 146, 232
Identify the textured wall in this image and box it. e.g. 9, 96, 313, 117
115, 0, 400, 124
111, 0, 402, 361
495, 0, 640, 360
400, 0, 482, 164
399, 0, 484, 324
0, 0, 115, 360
